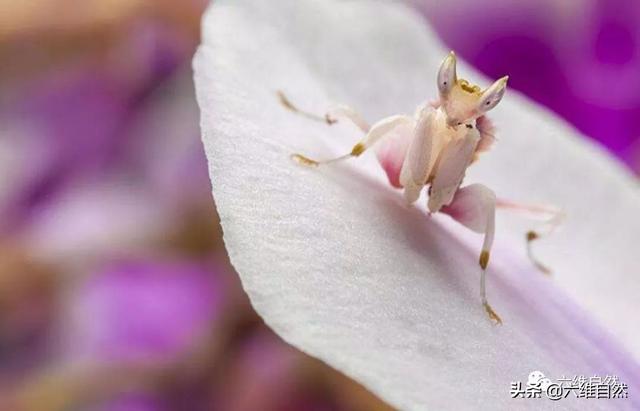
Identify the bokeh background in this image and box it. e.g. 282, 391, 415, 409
0, 0, 637, 410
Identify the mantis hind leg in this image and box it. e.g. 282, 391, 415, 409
497, 200, 565, 275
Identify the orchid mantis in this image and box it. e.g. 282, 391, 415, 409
282, 52, 562, 324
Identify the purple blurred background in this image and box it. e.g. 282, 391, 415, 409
417, 0, 640, 171
0, 0, 637, 410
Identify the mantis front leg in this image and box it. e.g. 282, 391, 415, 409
290, 115, 414, 166
278, 90, 369, 132
398, 106, 437, 205
280, 90, 415, 167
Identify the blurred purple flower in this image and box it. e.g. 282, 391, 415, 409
8, 68, 212, 262
91, 393, 168, 411
0, 70, 127, 232
65, 259, 220, 362
0, 21, 198, 232
122, 72, 212, 211
416, 0, 640, 172
215, 329, 342, 411
19, 178, 175, 262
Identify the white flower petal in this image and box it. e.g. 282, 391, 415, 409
194, 0, 640, 409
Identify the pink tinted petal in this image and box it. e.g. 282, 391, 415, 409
195, 1, 640, 408
375, 123, 413, 188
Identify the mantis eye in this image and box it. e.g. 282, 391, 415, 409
437, 51, 457, 97
478, 75, 509, 113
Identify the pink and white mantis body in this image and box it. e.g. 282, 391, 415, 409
283, 52, 562, 324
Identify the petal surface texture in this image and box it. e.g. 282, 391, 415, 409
194, 1, 640, 409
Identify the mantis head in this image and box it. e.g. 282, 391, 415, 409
437, 51, 508, 127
